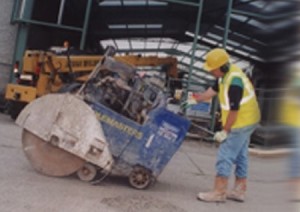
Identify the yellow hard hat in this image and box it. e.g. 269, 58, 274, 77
203, 48, 230, 71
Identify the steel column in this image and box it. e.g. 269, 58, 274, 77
57, 0, 66, 25
11, 0, 21, 23
185, 0, 204, 114
80, 0, 93, 50
210, 0, 233, 131
10, 0, 34, 82
223, 0, 233, 47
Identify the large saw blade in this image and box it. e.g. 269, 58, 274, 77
22, 129, 85, 177
17, 94, 113, 174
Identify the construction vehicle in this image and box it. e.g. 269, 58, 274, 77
5, 49, 101, 119
16, 53, 189, 189
5, 49, 178, 119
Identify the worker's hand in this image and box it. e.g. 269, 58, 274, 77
180, 98, 197, 109
192, 93, 202, 102
180, 93, 200, 109
213, 130, 228, 143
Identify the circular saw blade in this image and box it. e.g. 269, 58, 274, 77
22, 129, 85, 177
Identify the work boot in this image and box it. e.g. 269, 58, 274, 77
227, 177, 247, 202
197, 176, 228, 203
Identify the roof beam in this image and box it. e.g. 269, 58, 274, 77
161, 0, 199, 7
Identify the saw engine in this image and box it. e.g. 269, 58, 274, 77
83, 57, 167, 124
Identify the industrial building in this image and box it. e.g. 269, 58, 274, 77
1, 0, 299, 145
0, 1, 298, 210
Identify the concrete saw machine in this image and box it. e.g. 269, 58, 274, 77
16, 53, 190, 189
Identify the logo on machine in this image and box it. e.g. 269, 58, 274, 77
158, 122, 179, 142
95, 111, 143, 140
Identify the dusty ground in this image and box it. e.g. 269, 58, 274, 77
0, 113, 296, 212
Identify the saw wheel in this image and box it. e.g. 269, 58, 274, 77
22, 129, 85, 177
76, 163, 98, 182
128, 166, 153, 190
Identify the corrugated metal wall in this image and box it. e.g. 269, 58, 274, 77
0, 1, 17, 91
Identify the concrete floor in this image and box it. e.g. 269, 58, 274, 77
0, 113, 296, 212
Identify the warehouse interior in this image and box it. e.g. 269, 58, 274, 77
5, 0, 300, 147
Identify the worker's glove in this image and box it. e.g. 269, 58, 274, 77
180, 98, 197, 109
180, 93, 199, 109
213, 130, 228, 143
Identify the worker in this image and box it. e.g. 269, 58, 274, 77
279, 66, 300, 201
185, 48, 261, 202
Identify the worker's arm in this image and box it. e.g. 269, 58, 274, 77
223, 111, 238, 132
223, 78, 244, 132
193, 82, 218, 102
182, 80, 218, 108
181, 85, 217, 109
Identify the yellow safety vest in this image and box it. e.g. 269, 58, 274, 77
279, 95, 300, 127
218, 64, 261, 129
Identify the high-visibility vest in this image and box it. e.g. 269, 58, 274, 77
279, 95, 300, 127
218, 64, 261, 129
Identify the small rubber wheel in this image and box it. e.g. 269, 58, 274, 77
77, 163, 97, 182
128, 166, 153, 190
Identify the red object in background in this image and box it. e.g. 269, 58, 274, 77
192, 93, 200, 99
14, 61, 19, 74
35, 63, 41, 75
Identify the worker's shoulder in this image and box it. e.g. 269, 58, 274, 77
230, 77, 244, 88
229, 64, 245, 87
230, 63, 243, 72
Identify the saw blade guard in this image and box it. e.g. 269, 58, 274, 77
16, 93, 114, 172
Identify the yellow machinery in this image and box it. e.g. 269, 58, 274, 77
5, 50, 178, 119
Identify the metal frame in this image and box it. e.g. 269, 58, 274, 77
10, 0, 34, 82
101, 0, 254, 132
209, 0, 233, 131
10, 0, 94, 82
80, 0, 93, 50
10, 0, 298, 134
186, 0, 204, 105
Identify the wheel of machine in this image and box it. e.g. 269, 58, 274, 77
128, 166, 153, 190
22, 129, 85, 177
76, 163, 98, 182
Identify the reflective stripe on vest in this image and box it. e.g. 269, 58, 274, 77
220, 72, 255, 111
